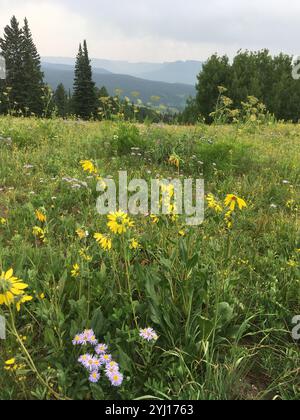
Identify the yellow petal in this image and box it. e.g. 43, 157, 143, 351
237, 198, 247, 209
4, 291, 14, 304
12, 283, 28, 290
21, 295, 33, 303
5, 358, 16, 365
5, 269, 13, 280
11, 288, 25, 296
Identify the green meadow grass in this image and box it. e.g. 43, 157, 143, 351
0, 116, 299, 400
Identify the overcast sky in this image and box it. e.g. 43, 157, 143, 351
0, 0, 299, 62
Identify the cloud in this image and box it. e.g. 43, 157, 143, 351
0, 0, 299, 61
0, 0, 87, 57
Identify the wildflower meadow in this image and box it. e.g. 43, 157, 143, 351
0, 116, 299, 400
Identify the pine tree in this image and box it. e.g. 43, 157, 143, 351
54, 83, 68, 117
0, 16, 44, 115
72, 40, 97, 119
0, 16, 24, 110
22, 18, 44, 115
99, 86, 109, 98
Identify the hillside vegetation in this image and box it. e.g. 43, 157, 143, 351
42, 63, 196, 110
0, 117, 299, 400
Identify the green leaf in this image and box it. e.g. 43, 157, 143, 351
216, 302, 234, 325
91, 307, 105, 337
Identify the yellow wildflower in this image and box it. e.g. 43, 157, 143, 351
5, 358, 16, 366
0, 217, 7, 225
168, 154, 180, 168
224, 211, 233, 229
76, 228, 89, 239
206, 194, 223, 213
94, 233, 112, 251
79, 248, 92, 262
129, 239, 140, 250
0, 269, 28, 307
71, 264, 80, 278
170, 213, 179, 222
35, 209, 47, 223
107, 211, 134, 235
286, 199, 297, 210
287, 260, 298, 268
80, 160, 98, 175
150, 214, 159, 224
16, 295, 33, 312
32, 226, 46, 243
224, 194, 247, 211
4, 358, 17, 370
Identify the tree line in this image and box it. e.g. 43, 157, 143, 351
0, 16, 171, 122
180, 50, 300, 123
2, 16, 300, 124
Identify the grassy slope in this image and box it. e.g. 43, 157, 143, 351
0, 117, 299, 400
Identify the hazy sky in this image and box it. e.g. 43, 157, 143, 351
0, 0, 299, 62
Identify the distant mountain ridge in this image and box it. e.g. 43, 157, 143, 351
42, 57, 202, 85
42, 62, 112, 75
138, 61, 202, 85
42, 62, 196, 110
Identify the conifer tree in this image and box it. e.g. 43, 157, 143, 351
0, 16, 44, 115
22, 18, 44, 115
72, 40, 97, 119
54, 83, 69, 117
0, 16, 24, 110
99, 86, 109, 98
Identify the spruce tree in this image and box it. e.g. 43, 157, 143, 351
0, 16, 24, 110
99, 86, 109, 98
22, 18, 44, 115
54, 83, 68, 117
0, 16, 44, 115
72, 40, 97, 119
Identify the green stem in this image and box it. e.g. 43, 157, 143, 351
122, 238, 138, 329
8, 306, 70, 400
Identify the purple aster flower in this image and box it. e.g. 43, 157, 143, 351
100, 354, 112, 365
81, 329, 98, 346
95, 343, 108, 355
72, 333, 84, 345
78, 353, 93, 367
139, 328, 158, 342
105, 361, 120, 376
91, 356, 102, 371
88, 334, 98, 346
84, 355, 102, 372
89, 371, 100, 383
80, 331, 91, 345
108, 371, 124, 387
84, 329, 95, 336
